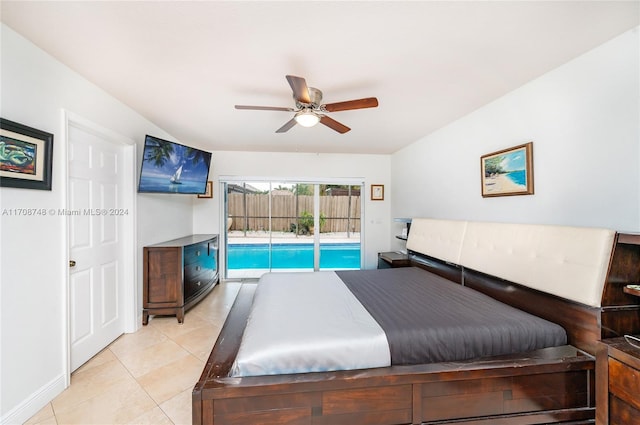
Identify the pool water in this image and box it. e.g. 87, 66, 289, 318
228, 243, 361, 270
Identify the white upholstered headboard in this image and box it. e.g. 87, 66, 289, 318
406, 218, 615, 308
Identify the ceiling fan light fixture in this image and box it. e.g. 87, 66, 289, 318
294, 110, 320, 127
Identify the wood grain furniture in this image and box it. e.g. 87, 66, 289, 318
143, 234, 218, 325
193, 220, 640, 425
596, 337, 640, 425
595, 233, 640, 425
377, 251, 410, 268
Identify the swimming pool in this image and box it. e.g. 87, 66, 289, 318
227, 243, 361, 270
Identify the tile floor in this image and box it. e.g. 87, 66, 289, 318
24, 281, 243, 425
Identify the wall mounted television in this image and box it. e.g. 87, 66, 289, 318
138, 135, 212, 194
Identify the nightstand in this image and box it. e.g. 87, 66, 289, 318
596, 337, 640, 425
377, 251, 410, 269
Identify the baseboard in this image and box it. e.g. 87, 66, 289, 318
1, 373, 66, 425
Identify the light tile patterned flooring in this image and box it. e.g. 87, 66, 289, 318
25, 281, 243, 425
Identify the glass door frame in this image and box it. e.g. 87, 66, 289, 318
220, 176, 365, 279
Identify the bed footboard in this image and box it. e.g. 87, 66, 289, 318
195, 362, 595, 425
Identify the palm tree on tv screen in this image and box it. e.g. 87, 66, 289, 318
145, 140, 174, 167
185, 147, 208, 166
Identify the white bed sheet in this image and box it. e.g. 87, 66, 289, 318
230, 271, 391, 377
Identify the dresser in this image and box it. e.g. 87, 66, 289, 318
143, 234, 219, 325
596, 337, 640, 425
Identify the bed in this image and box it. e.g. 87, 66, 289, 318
193, 219, 640, 425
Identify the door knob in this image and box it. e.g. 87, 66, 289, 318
69, 260, 76, 267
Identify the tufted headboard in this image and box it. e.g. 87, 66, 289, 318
407, 218, 615, 307
405, 218, 640, 353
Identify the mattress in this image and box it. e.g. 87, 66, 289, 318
231, 267, 567, 377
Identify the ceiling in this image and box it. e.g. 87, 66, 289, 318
1, 1, 638, 155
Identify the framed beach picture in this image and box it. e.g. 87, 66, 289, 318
0, 118, 53, 190
198, 181, 213, 198
480, 142, 533, 197
371, 184, 384, 201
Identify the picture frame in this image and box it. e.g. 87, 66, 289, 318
481, 142, 534, 197
371, 184, 384, 201
0, 118, 54, 190
198, 180, 213, 198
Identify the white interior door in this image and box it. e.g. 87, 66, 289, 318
68, 124, 126, 371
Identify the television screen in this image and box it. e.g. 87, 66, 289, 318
138, 135, 212, 194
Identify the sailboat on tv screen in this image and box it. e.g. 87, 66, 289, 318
170, 165, 183, 184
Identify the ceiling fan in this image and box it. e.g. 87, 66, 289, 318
235, 75, 378, 134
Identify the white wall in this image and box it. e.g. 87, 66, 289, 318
192, 151, 391, 270
0, 24, 193, 424
391, 26, 640, 248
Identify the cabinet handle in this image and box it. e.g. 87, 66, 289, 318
195, 281, 201, 287
196, 266, 200, 271
195, 250, 201, 256
69, 260, 76, 267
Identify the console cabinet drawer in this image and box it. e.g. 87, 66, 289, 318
185, 264, 215, 299
184, 242, 209, 266
609, 358, 640, 411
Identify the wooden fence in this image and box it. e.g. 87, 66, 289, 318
228, 193, 361, 233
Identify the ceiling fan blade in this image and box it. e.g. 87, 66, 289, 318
235, 105, 294, 112
286, 75, 311, 104
323, 97, 379, 112
276, 118, 297, 133
320, 115, 351, 134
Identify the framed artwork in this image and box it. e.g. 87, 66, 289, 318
0, 118, 54, 190
481, 142, 533, 197
371, 184, 384, 201
198, 181, 213, 198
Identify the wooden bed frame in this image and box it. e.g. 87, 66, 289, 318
193, 231, 640, 425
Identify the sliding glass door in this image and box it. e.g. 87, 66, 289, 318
318, 184, 361, 270
224, 180, 362, 279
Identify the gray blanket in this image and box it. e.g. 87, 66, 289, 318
337, 267, 567, 365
